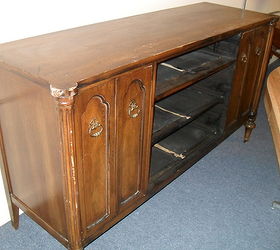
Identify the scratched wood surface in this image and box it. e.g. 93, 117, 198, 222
0, 3, 274, 90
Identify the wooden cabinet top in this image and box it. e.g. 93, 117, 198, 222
0, 2, 275, 90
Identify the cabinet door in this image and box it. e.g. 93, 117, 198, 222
239, 25, 269, 118
74, 79, 117, 238
226, 25, 270, 128
116, 65, 153, 211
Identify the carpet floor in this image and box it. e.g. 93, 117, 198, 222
0, 62, 280, 250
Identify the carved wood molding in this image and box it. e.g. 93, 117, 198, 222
81, 95, 111, 229
51, 84, 82, 248
119, 78, 147, 206
50, 84, 78, 102
269, 17, 278, 28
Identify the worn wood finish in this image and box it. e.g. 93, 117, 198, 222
52, 86, 83, 249
73, 65, 154, 242
74, 79, 117, 240
116, 66, 153, 211
244, 22, 276, 142
0, 3, 277, 250
240, 25, 269, 117
0, 3, 274, 90
226, 30, 253, 128
225, 23, 274, 141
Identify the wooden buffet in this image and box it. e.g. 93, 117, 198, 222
0, 3, 277, 249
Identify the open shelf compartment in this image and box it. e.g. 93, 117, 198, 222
155, 34, 240, 101
152, 84, 223, 145
150, 116, 221, 184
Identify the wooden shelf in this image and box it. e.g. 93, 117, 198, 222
150, 120, 221, 184
194, 65, 234, 97
152, 86, 223, 144
155, 49, 235, 101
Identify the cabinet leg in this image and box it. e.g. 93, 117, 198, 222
10, 202, 19, 229
0, 124, 19, 229
244, 114, 256, 142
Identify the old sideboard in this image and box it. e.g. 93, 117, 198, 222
0, 3, 278, 250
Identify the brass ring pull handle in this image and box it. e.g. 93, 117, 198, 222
256, 48, 262, 56
128, 99, 141, 118
241, 54, 248, 63
88, 119, 103, 137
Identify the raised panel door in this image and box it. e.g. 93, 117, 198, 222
239, 25, 269, 117
226, 25, 270, 128
116, 65, 154, 211
74, 79, 117, 238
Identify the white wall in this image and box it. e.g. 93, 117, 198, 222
0, 0, 279, 226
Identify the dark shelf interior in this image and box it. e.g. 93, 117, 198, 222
155, 35, 240, 101
194, 65, 235, 100
152, 85, 223, 145
150, 34, 240, 186
150, 118, 221, 184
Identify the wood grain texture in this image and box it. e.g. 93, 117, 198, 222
243, 22, 276, 142
0, 3, 275, 90
0, 123, 19, 229
0, 67, 67, 238
226, 24, 271, 136
226, 29, 253, 128
74, 79, 117, 240
53, 89, 83, 249
240, 25, 269, 117
265, 67, 280, 167
116, 66, 153, 211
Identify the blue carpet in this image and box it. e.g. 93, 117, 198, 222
0, 62, 280, 250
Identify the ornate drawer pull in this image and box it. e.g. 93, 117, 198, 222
128, 99, 141, 118
256, 48, 262, 56
241, 54, 247, 63
88, 119, 103, 137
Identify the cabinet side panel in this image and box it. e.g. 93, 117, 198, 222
0, 68, 67, 238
